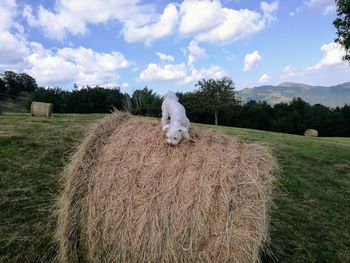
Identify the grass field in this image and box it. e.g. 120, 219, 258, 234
1, 113, 349, 262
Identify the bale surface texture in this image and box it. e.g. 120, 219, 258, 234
57, 112, 276, 263
31, 101, 53, 117
304, 129, 318, 137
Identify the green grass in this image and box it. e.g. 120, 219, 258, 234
1, 113, 349, 262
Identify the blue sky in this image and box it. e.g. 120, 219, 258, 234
0, 0, 349, 94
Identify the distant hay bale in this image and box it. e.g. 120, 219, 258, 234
56, 112, 277, 263
30, 101, 53, 117
304, 129, 318, 137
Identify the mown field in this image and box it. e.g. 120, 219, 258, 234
0, 113, 349, 262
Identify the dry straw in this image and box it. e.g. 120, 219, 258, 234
31, 101, 53, 117
304, 129, 318, 137
57, 112, 277, 263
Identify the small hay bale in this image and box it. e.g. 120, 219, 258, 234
57, 112, 277, 263
304, 129, 318, 137
30, 101, 53, 117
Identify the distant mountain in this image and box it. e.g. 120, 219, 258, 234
237, 82, 350, 107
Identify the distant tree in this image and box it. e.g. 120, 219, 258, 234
195, 77, 240, 125
177, 91, 211, 123
2, 71, 21, 96
68, 86, 124, 113
304, 104, 335, 136
271, 102, 290, 132
18, 73, 38, 92
30, 87, 68, 113
334, 0, 350, 62
31, 86, 125, 113
340, 104, 350, 135
239, 100, 273, 130
124, 87, 162, 117
0, 71, 37, 96
0, 78, 6, 99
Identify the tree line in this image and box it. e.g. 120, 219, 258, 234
1, 71, 350, 137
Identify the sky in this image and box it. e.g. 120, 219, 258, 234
0, 0, 349, 94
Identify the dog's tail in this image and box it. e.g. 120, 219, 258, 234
164, 91, 179, 101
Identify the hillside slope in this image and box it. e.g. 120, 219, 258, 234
238, 82, 350, 107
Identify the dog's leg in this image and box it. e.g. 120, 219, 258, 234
183, 130, 190, 139
161, 104, 169, 128
180, 126, 190, 139
181, 118, 190, 131
184, 117, 190, 129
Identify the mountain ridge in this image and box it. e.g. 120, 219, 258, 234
237, 82, 350, 107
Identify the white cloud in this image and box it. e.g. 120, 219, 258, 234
0, 0, 30, 71
121, 82, 130, 88
0, 0, 16, 31
179, 0, 225, 35
283, 65, 293, 72
182, 65, 227, 84
25, 43, 129, 86
123, 3, 179, 45
323, 5, 336, 15
258, 73, 270, 83
0, 31, 29, 71
307, 42, 344, 70
138, 63, 187, 82
306, 0, 336, 15
0, 1, 131, 87
23, 0, 154, 41
260, 1, 279, 21
57, 47, 128, 71
194, 1, 278, 44
24, 0, 278, 45
156, 52, 174, 62
25, 43, 80, 85
187, 40, 207, 68
280, 42, 350, 86
243, 50, 262, 72
139, 40, 226, 85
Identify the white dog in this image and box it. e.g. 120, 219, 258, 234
161, 91, 190, 145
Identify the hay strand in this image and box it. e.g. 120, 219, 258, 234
57, 112, 276, 263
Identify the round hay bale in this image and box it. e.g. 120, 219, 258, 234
304, 129, 318, 137
30, 101, 53, 117
57, 112, 277, 263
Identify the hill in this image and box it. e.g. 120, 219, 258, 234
0, 113, 349, 262
238, 82, 350, 107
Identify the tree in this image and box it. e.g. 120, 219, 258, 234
124, 87, 161, 117
0, 77, 6, 99
334, 0, 350, 62
195, 77, 239, 125
2, 71, 21, 96
239, 100, 272, 130
18, 73, 38, 92
177, 91, 211, 124
0, 71, 38, 96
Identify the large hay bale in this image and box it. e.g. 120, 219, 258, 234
57, 112, 276, 263
304, 129, 318, 137
30, 101, 53, 117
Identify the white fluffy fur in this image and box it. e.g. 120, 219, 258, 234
161, 91, 190, 145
